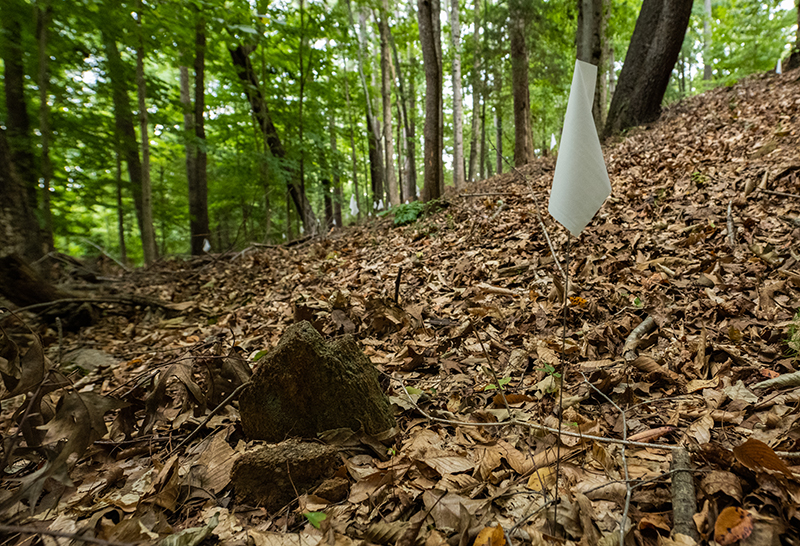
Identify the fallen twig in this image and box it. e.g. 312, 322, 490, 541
726, 198, 736, 249
762, 189, 800, 199
670, 448, 700, 542
0, 524, 135, 546
622, 315, 657, 362
0, 295, 186, 323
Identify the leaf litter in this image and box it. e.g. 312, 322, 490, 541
1, 69, 800, 545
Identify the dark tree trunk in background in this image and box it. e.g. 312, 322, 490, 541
449, 0, 465, 190
328, 114, 343, 227
603, 0, 692, 137
790, 0, 800, 69
2, 4, 37, 210
343, 66, 361, 219
417, 0, 442, 202
37, 2, 54, 251
135, 1, 158, 265
494, 67, 503, 174
191, 18, 210, 255
322, 179, 333, 230
0, 129, 43, 263
180, 64, 198, 249
577, 0, 608, 132
379, 0, 399, 206
366, 110, 385, 207
406, 42, 418, 200
115, 149, 128, 266
229, 45, 318, 232
509, 0, 533, 166
703, 0, 712, 80
103, 29, 147, 244
390, 24, 415, 202
467, 0, 481, 183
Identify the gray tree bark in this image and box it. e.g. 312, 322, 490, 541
577, 0, 609, 132
450, 0, 465, 190
703, 0, 712, 80
417, 0, 443, 202
509, 0, 533, 166
603, 0, 693, 137
467, 0, 481, 182
378, 0, 399, 206
37, 1, 54, 251
135, 2, 158, 264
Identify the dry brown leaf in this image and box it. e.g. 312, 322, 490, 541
473, 525, 505, 546
732, 438, 794, 479
714, 506, 753, 546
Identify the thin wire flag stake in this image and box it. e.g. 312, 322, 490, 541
548, 59, 611, 538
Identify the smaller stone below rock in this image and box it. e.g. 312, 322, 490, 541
231, 439, 340, 512
314, 477, 350, 503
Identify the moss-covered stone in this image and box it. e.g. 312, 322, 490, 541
231, 439, 339, 510
239, 321, 396, 441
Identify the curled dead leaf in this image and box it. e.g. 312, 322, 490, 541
732, 438, 794, 479
473, 525, 505, 546
714, 506, 753, 546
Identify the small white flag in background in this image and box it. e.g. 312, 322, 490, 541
550, 133, 557, 150
377, 199, 384, 211
777, 58, 782, 74
350, 194, 359, 216
548, 60, 611, 237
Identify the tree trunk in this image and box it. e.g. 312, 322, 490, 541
0, 129, 42, 263
321, 179, 333, 230
2, 5, 37, 210
450, 0, 465, 190
135, 3, 158, 265
329, 113, 343, 228
417, 0, 442, 202
103, 30, 147, 248
379, 0, 399, 206
509, 0, 533, 166
115, 149, 128, 266
366, 109, 385, 208
179, 65, 198, 250
467, 0, 481, 183
343, 63, 361, 219
191, 17, 210, 255
495, 67, 503, 175
603, 0, 693, 138
357, 7, 385, 210
406, 42, 418, 201
390, 23, 416, 202
37, 2, 54, 252
433, 0, 444, 196
703, 0, 712, 80
577, 0, 608, 133
229, 45, 318, 232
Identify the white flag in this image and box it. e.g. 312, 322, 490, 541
777, 58, 782, 74
548, 60, 611, 237
349, 194, 359, 216
550, 133, 557, 150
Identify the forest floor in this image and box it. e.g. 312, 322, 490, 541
2, 68, 800, 546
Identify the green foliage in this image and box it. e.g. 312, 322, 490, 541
483, 377, 512, 391
4, 0, 797, 265
303, 512, 327, 529
788, 311, 800, 358
537, 363, 562, 379
380, 200, 427, 226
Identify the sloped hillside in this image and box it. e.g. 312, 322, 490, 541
2, 69, 800, 545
